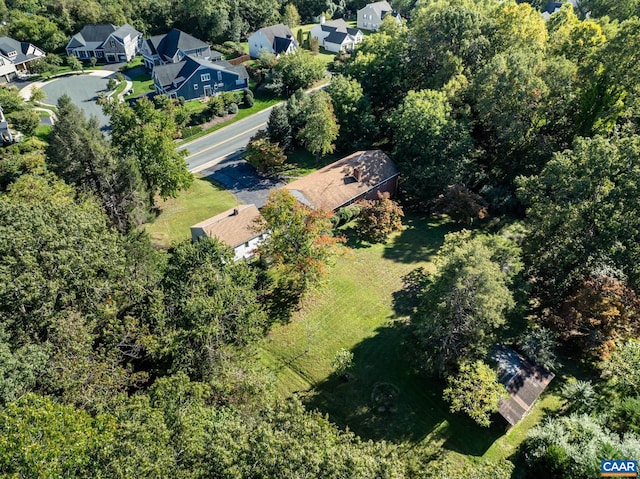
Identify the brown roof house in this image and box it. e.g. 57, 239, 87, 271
284, 150, 399, 211
190, 204, 266, 261
491, 345, 555, 427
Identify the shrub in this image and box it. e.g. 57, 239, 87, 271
206, 97, 225, 119
228, 103, 238, 114
245, 131, 286, 174
561, 380, 597, 413
355, 192, 404, 243
331, 204, 361, 228
244, 89, 254, 108
107, 78, 118, 91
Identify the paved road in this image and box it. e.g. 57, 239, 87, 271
180, 106, 275, 173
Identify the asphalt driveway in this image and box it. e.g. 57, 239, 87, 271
39, 74, 112, 129
198, 156, 284, 208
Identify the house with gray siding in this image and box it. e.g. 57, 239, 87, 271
152, 55, 248, 101
140, 29, 222, 70
66, 24, 141, 63
357, 1, 401, 31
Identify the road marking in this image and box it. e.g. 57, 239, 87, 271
184, 122, 266, 159
190, 150, 246, 174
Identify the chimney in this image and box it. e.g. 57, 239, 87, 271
320, 15, 326, 24
352, 167, 361, 182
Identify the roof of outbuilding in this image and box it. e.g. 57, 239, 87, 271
284, 150, 399, 211
191, 204, 264, 248
491, 345, 555, 426
252, 23, 298, 53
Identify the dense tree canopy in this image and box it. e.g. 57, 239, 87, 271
412, 231, 521, 375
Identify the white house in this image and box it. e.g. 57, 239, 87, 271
190, 204, 266, 261
310, 18, 363, 53
357, 1, 401, 31
0, 55, 16, 83
248, 24, 297, 59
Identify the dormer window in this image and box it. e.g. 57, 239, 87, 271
7, 50, 16, 58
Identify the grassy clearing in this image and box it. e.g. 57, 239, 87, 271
143, 176, 238, 248
258, 213, 568, 465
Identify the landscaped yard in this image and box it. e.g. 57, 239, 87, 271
143, 176, 237, 248
128, 72, 154, 98
258, 214, 570, 473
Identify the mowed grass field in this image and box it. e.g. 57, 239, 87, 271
143, 176, 237, 248
258, 213, 565, 470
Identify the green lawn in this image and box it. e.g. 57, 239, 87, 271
258, 214, 568, 467
143, 176, 238, 248
128, 73, 154, 98
35, 124, 52, 141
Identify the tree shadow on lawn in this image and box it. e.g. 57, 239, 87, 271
303, 319, 505, 456
383, 213, 457, 264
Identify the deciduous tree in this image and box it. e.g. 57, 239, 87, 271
443, 360, 507, 427
355, 192, 404, 243
297, 90, 339, 160
412, 231, 521, 375
256, 189, 343, 297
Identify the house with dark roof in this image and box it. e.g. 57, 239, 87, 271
284, 150, 399, 211
140, 29, 222, 70
152, 55, 248, 101
541, 0, 580, 20
310, 19, 363, 53
0, 37, 45, 81
191, 204, 266, 261
248, 24, 298, 59
357, 1, 401, 31
491, 345, 555, 427
66, 24, 141, 63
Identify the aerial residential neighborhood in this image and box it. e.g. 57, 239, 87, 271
1, 0, 640, 477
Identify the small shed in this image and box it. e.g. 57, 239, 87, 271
491, 345, 555, 427
190, 204, 265, 261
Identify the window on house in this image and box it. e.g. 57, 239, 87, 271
244, 241, 250, 248
217, 71, 222, 81
110, 40, 115, 48
201, 73, 210, 81
194, 84, 198, 90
